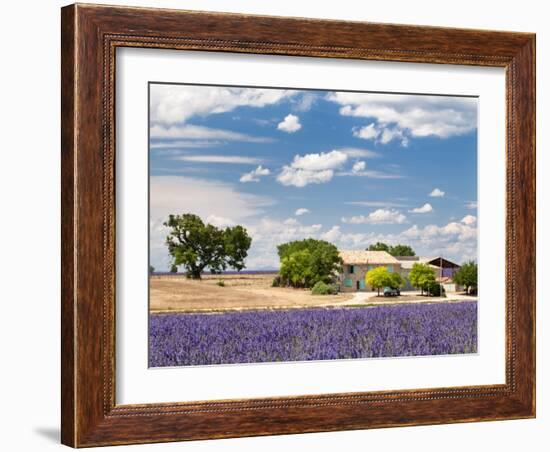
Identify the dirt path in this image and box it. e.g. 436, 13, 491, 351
150, 275, 354, 313
345, 291, 478, 306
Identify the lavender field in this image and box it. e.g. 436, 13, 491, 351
149, 302, 477, 367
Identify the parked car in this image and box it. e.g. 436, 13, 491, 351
383, 286, 400, 297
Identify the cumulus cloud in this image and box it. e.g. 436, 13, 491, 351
295, 208, 310, 216
327, 92, 477, 145
277, 150, 348, 187
277, 114, 302, 133
321, 225, 342, 242
409, 203, 433, 214
352, 123, 409, 146
429, 188, 445, 197
402, 221, 477, 243
205, 215, 235, 227
461, 214, 477, 225
239, 165, 271, 183
150, 84, 296, 126
352, 161, 366, 173
341, 208, 407, 225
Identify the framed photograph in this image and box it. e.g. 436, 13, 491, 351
61, 4, 536, 447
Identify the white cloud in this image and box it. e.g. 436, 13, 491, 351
327, 92, 477, 143
205, 215, 235, 228
352, 161, 366, 173
239, 165, 271, 183
353, 123, 379, 140
403, 222, 476, 243
429, 188, 445, 197
341, 208, 407, 225
283, 218, 299, 226
277, 114, 302, 133
150, 140, 222, 149
175, 155, 263, 165
291, 151, 348, 171
337, 160, 402, 179
277, 168, 333, 187
346, 200, 408, 208
321, 226, 342, 242
353, 123, 409, 146
461, 214, 477, 225
335, 147, 380, 158
295, 208, 310, 216
465, 201, 478, 209
277, 150, 348, 187
293, 93, 317, 112
150, 124, 273, 143
336, 170, 403, 179
409, 203, 433, 214
150, 84, 296, 126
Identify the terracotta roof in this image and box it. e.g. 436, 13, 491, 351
339, 250, 400, 265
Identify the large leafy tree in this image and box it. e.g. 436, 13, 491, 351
366, 242, 416, 256
389, 244, 416, 256
164, 214, 252, 279
277, 238, 342, 288
367, 242, 390, 252
453, 260, 478, 294
409, 263, 436, 295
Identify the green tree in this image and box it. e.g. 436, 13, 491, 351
365, 266, 393, 296
170, 264, 178, 273
149, 265, 155, 275
366, 242, 416, 257
453, 260, 478, 294
389, 244, 416, 257
277, 238, 342, 288
164, 214, 252, 279
409, 263, 436, 295
367, 242, 390, 252
389, 272, 405, 289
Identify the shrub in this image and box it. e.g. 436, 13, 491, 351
311, 281, 337, 295
216, 280, 225, 287
272, 275, 282, 287
427, 281, 445, 297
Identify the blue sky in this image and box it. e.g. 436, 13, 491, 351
149, 83, 478, 271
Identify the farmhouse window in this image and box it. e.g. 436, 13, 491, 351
349, 265, 355, 274
344, 278, 353, 287
387, 265, 393, 272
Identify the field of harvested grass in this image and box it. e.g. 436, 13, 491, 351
149, 273, 353, 313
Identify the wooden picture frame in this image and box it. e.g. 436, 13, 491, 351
61, 3, 535, 447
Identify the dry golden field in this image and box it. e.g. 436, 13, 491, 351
149, 273, 353, 313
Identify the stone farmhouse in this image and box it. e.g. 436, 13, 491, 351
338, 250, 401, 292
338, 250, 462, 293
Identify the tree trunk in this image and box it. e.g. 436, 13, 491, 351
187, 268, 202, 279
